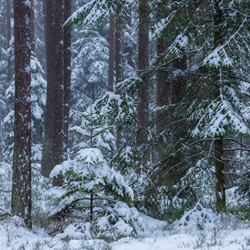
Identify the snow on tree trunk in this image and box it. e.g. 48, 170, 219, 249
11, 0, 32, 229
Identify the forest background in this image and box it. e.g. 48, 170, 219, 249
0, 0, 250, 239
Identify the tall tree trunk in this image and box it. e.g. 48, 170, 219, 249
115, 19, 123, 150
30, 0, 35, 54
41, 0, 55, 178
108, 16, 115, 92
214, 1, 225, 212
63, 0, 71, 160
137, 0, 149, 146
156, 38, 171, 160
12, 0, 32, 229
43, 0, 47, 63
156, 0, 171, 161
6, 0, 11, 82
52, 0, 64, 187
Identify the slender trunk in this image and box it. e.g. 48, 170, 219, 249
12, 0, 32, 229
6, 0, 11, 82
137, 0, 149, 147
214, 1, 225, 212
43, 0, 47, 64
31, 0, 35, 54
214, 137, 225, 211
41, 0, 55, 177
115, 25, 123, 150
52, 0, 64, 187
63, 0, 71, 160
90, 193, 93, 221
108, 16, 115, 92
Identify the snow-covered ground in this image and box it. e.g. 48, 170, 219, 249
0, 212, 250, 250
0, 162, 250, 250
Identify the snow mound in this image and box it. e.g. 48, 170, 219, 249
176, 202, 219, 230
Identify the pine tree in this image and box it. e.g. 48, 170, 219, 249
50, 106, 138, 238
151, 0, 250, 212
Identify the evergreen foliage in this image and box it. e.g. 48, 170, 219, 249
50, 106, 139, 238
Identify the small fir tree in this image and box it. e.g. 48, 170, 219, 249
50, 106, 139, 238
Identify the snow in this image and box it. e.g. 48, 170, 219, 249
0, 211, 250, 250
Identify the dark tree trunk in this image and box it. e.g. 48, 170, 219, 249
43, 0, 47, 60
214, 1, 225, 212
156, 38, 171, 160
155, 0, 171, 156
63, 0, 71, 159
12, 0, 32, 229
172, 59, 187, 105
31, 0, 36, 54
52, 0, 64, 187
108, 16, 115, 92
41, 0, 55, 178
6, 0, 11, 82
137, 0, 149, 146
115, 23, 123, 150
214, 136, 225, 211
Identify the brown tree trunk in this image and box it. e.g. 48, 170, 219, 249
31, 0, 36, 54
108, 16, 115, 92
12, 0, 32, 229
115, 21, 123, 150
156, 38, 171, 160
214, 136, 225, 211
214, 1, 225, 212
63, 0, 71, 159
137, 0, 149, 147
52, 0, 64, 187
41, 0, 55, 178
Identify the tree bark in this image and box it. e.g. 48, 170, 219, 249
43, 0, 47, 60
156, 38, 171, 160
63, 0, 71, 159
52, 0, 64, 187
12, 0, 32, 229
137, 0, 149, 147
214, 1, 225, 212
108, 16, 115, 92
31, 0, 36, 54
41, 0, 55, 178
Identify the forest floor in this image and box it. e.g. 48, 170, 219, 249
0, 212, 250, 250
0, 162, 250, 250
